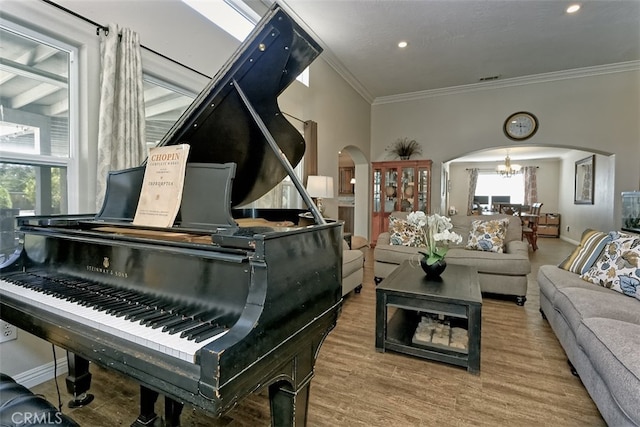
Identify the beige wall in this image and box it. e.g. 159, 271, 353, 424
372, 68, 640, 236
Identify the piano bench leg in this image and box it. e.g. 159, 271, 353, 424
268, 379, 310, 427
65, 352, 95, 408
131, 386, 161, 427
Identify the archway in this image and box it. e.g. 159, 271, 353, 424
444, 144, 616, 242
338, 145, 369, 239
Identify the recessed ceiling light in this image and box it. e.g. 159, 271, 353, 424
566, 4, 581, 13
398, 41, 408, 48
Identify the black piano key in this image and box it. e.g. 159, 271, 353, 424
77, 294, 110, 307
150, 314, 182, 329
176, 305, 209, 317
139, 311, 171, 326
197, 311, 227, 323
102, 301, 132, 313
123, 306, 155, 320
127, 308, 162, 322
180, 323, 221, 340
115, 304, 147, 317
163, 318, 201, 335
194, 326, 227, 343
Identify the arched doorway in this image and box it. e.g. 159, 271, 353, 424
338, 146, 368, 239
444, 144, 616, 242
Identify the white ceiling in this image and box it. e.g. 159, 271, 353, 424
259, 0, 640, 162
271, 0, 640, 102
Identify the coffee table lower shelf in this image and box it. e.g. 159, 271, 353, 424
383, 308, 471, 370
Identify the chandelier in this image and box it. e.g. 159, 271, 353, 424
496, 153, 522, 178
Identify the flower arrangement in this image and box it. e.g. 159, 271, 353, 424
385, 137, 422, 160
406, 211, 463, 265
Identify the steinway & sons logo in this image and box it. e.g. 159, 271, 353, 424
86, 256, 128, 278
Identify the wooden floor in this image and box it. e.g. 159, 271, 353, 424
32, 237, 606, 426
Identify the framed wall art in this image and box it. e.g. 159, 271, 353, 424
574, 155, 595, 205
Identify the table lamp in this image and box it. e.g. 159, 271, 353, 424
306, 175, 334, 215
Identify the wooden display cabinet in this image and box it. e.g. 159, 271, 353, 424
371, 160, 432, 245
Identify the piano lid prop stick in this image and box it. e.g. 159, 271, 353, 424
231, 79, 326, 225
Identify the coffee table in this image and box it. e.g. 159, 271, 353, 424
375, 261, 482, 374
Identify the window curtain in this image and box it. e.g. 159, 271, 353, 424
524, 166, 538, 206
466, 168, 479, 215
95, 24, 146, 210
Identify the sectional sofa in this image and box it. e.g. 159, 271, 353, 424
538, 230, 640, 426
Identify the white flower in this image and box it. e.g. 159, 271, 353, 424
434, 229, 463, 245
406, 211, 462, 264
407, 211, 427, 228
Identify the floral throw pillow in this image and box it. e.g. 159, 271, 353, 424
388, 217, 426, 247
466, 218, 509, 253
580, 234, 640, 297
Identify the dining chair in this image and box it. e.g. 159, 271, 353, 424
522, 202, 543, 250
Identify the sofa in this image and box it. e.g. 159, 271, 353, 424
538, 230, 640, 426
342, 239, 364, 296
374, 213, 531, 305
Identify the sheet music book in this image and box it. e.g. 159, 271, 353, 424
133, 144, 190, 228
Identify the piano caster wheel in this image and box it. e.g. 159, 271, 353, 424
68, 392, 94, 408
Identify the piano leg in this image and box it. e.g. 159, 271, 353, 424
268, 379, 310, 427
65, 352, 95, 408
131, 386, 160, 427
164, 396, 184, 427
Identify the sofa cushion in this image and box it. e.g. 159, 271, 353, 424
388, 216, 425, 247
537, 264, 606, 305
465, 218, 509, 253
375, 243, 422, 265
553, 286, 640, 334
343, 248, 363, 278
580, 234, 640, 297
446, 244, 530, 276
558, 229, 613, 274
576, 318, 640, 425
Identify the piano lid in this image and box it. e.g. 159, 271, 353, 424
156, 4, 322, 207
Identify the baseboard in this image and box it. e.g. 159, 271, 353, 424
12, 357, 68, 389
560, 235, 579, 246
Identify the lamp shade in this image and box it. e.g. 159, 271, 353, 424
306, 175, 334, 198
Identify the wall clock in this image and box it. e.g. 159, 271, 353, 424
503, 112, 538, 141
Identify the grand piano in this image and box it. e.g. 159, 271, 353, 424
0, 4, 342, 426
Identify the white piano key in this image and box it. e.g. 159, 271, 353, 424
0, 279, 227, 363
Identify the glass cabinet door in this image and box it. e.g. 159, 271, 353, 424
400, 167, 415, 212
417, 167, 431, 213
384, 168, 398, 213
373, 169, 381, 212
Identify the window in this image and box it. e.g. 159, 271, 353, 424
474, 172, 524, 211
0, 20, 77, 261
143, 75, 196, 148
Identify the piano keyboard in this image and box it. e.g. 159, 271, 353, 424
0, 272, 229, 363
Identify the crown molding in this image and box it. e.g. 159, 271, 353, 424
373, 61, 640, 106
